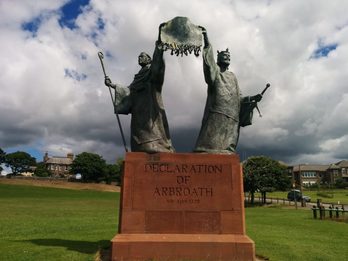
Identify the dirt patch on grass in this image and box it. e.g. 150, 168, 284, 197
0, 178, 120, 192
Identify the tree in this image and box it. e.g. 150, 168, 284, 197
335, 178, 348, 189
105, 158, 124, 185
71, 152, 107, 182
5, 151, 36, 175
34, 162, 51, 177
0, 148, 6, 172
243, 156, 290, 205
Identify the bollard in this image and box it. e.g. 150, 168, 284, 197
302, 199, 306, 207
317, 199, 321, 208
312, 206, 317, 219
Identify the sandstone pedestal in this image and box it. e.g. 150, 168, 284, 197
111, 152, 255, 261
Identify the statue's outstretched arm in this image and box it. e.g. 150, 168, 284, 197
150, 23, 167, 90
199, 26, 209, 48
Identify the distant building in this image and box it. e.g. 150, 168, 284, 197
336, 160, 348, 182
292, 164, 328, 187
289, 161, 348, 187
20, 166, 36, 177
43, 152, 74, 177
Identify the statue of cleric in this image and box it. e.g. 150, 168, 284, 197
104, 24, 175, 153
194, 27, 264, 154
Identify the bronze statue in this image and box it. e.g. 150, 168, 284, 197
100, 17, 268, 154
194, 27, 265, 154
104, 24, 174, 153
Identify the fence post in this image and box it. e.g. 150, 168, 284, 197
342, 206, 345, 218
335, 207, 339, 218
329, 206, 333, 218
312, 206, 317, 219
319, 206, 325, 219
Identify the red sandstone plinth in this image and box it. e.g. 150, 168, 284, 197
111, 152, 255, 261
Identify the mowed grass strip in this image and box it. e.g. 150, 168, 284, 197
0, 183, 119, 261
255, 189, 348, 204
246, 206, 348, 261
1, 183, 348, 261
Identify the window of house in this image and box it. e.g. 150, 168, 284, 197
302, 171, 316, 178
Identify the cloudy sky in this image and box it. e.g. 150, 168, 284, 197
1, 0, 348, 165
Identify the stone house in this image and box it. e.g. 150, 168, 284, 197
336, 160, 348, 182
43, 152, 74, 177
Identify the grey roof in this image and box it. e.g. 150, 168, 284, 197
293, 164, 329, 172
328, 164, 340, 169
46, 157, 73, 165
336, 160, 348, 168
278, 160, 289, 167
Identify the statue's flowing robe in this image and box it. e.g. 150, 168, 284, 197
194, 44, 252, 153
113, 44, 174, 153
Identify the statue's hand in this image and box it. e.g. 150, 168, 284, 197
104, 76, 112, 87
159, 22, 166, 29
253, 94, 263, 102
198, 26, 207, 34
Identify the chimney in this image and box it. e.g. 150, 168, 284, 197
43, 152, 49, 162
67, 153, 74, 160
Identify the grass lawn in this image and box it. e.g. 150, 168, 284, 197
246, 206, 348, 261
0, 183, 119, 261
1, 183, 347, 260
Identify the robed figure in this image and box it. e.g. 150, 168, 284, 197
194, 28, 262, 154
104, 25, 174, 153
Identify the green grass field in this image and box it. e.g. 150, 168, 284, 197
1, 183, 348, 260
0, 184, 119, 261
246, 206, 348, 261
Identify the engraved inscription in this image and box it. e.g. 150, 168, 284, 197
144, 163, 223, 174
153, 187, 213, 197
131, 160, 234, 210
144, 162, 225, 206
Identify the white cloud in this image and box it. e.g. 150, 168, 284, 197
1, 0, 348, 164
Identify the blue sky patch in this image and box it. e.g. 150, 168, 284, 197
97, 17, 105, 31
22, 16, 42, 35
59, 0, 90, 29
64, 69, 87, 81
311, 42, 338, 59
4, 146, 43, 162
